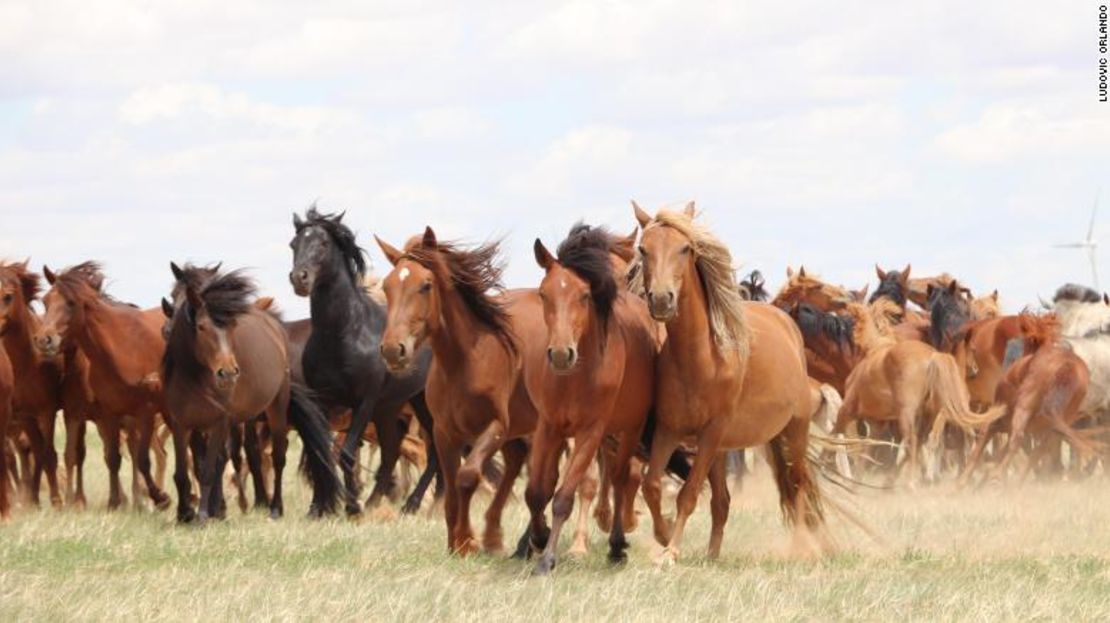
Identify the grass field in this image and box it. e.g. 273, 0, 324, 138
3, 436, 1110, 622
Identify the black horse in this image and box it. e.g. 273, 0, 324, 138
290, 207, 439, 515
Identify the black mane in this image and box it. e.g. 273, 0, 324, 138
791, 303, 855, 353
739, 270, 768, 302
928, 283, 971, 352
1053, 283, 1101, 304
170, 262, 221, 303
556, 222, 619, 341
296, 205, 367, 280
193, 270, 257, 328
870, 267, 907, 307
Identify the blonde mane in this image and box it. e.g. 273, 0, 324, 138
361, 272, 386, 306
772, 270, 851, 307
844, 300, 898, 352
631, 208, 750, 353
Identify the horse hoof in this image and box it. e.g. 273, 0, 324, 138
269, 508, 283, 521
154, 496, 171, 512
453, 537, 480, 557
400, 500, 421, 516
654, 547, 679, 567
345, 503, 362, 518
532, 555, 556, 577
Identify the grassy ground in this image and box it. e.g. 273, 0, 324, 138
3, 435, 1110, 622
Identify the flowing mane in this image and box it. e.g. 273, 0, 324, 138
739, 270, 769, 302
791, 303, 855, 353
295, 205, 367, 280
164, 270, 258, 386
0, 260, 42, 302
170, 262, 221, 302
771, 268, 850, 307
928, 282, 971, 351
843, 300, 898, 351
631, 208, 749, 351
403, 237, 517, 355
556, 223, 619, 340
1017, 312, 1060, 352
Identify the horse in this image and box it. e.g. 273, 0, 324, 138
738, 270, 769, 302
0, 262, 65, 508
964, 315, 1026, 410
971, 290, 1001, 321
161, 268, 340, 523
34, 262, 170, 510
871, 264, 912, 309
631, 202, 824, 563
834, 299, 1004, 484
0, 309, 12, 519
961, 313, 1093, 484
521, 223, 656, 574
290, 207, 438, 516
376, 227, 538, 555
1052, 284, 1110, 423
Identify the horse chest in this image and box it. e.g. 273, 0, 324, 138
426, 365, 506, 441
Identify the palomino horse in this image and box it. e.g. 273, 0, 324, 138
632, 202, 823, 563
834, 300, 1003, 483
161, 268, 340, 522
0, 262, 64, 508
35, 262, 170, 510
376, 228, 538, 555
290, 207, 437, 516
522, 224, 656, 574
961, 313, 1092, 484
971, 291, 1001, 321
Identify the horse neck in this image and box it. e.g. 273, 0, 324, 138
77, 300, 157, 383
1, 302, 42, 371
663, 261, 718, 364
427, 271, 488, 368
310, 256, 382, 338
848, 304, 890, 353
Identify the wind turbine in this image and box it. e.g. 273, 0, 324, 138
1054, 190, 1102, 290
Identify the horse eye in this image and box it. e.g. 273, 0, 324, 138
680, 244, 691, 254
419, 281, 432, 294
580, 292, 590, 303
637, 245, 647, 256
2, 294, 11, 304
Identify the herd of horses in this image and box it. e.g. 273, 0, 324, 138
1, 201, 1108, 573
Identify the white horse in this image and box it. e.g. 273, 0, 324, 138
1054, 286, 1110, 418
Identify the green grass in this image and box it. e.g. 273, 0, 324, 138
3, 432, 1110, 622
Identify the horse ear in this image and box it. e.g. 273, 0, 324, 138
611, 228, 637, 262
422, 226, 437, 249
632, 201, 651, 228
293, 212, 305, 230
991, 289, 999, 302
947, 280, 959, 295
786, 266, 795, 279
1104, 293, 1109, 306
901, 264, 912, 280
170, 261, 184, 282
683, 201, 696, 217
798, 265, 807, 278
161, 298, 174, 319
533, 239, 555, 270
43, 265, 56, 285
374, 236, 404, 267
854, 284, 870, 302
875, 264, 886, 281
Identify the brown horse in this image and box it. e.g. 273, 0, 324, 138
961, 313, 1093, 484
632, 202, 823, 563
964, 315, 1026, 410
522, 223, 656, 574
834, 300, 1003, 484
0, 306, 12, 519
35, 262, 170, 510
376, 228, 538, 555
161, 268, 340, 522
0, 262, 65, 508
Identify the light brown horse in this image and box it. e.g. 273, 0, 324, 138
0, 262, 65, 508
632, 202, 823, 563
522, 223, 656, 574
34, 262, 169, 510
376, 228, 538, 555
964, 315, 1026, 410
961, 313, 1093, 484
161, 268, 340, 522
835, 300, 1003, 484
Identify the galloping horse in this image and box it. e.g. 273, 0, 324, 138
376, 228, 538, 555
961, 313, 1092, 483
522, 224, 656, 574
162, 268, 340, 522
1053, 285, 1110, 421
964, 315, 1026, 410
632, 202, 823, 563
35, 262, 170, 510
0, 262, 64, 508
290, 207, 437, 515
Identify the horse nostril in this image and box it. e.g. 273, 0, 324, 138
567, 347, 577, 362
546, 348, 555, 363
397, 342, 406, 358
667, 291, 675, 304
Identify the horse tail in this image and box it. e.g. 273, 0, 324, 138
638, 408, 691, 481
288, 383, 341, 516
811, 383, 843, 433
766, 426, 825, 532
925, 353, 1006, 437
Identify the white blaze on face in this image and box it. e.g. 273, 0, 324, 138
399, 267, 411, 283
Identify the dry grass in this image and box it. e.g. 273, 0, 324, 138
3, 436, 1110, 622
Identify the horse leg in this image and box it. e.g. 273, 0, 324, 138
196, 422, 228, 526
569, 451, 599, 556
518, 423, 561, 560
98, 418, 124, 510
657, 420, 725, 565
481, 438, 525, 555
402, 393, 440, 515
122, 427, 144, 510
188, 430, 206, 506
622, 456, 643, 533
453, 420, 507, 556
606, 429, 640, 565
365, 401, 404, 509
22, 419, 49, 508
338, 400, 376, 516
243, 420, 269, 510
269, 424, 288, 520
169, 420, 196, 523
958, 427, 995, 488
228, 423, 248, 514
133, 414, 170, 511
894, 405, 919, 488
706, 454, 731, 560
593, 450, 613, 532
989, 404, 1034, 483
34, 411, 63, 509
152, 419, 170, 492
63, 412, 87, 509
642, 424, 683, 547
773, 415, 829, 556
535, 423, 605, 575
434, 427, 462, 553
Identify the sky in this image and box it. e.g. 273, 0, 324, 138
1, 0, 1107, 318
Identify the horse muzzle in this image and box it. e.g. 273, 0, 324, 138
289, 269, 314, 297
214, 365, 241, 390
648, 291, 677, 322
34, 334, 61, 360
546, 346, 578, 374
380, 337, 417, 374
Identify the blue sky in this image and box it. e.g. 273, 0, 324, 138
1, 0, 1106, 317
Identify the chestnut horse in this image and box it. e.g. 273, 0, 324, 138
961, 313, 1092, 484
35, 262, 170, 510
0, 262, 64, 508
376, 228, 538, 555
522, 223, 656, 574
161, 268, 340, 522
632, 202, 823, 563
0, 311, 11, 519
